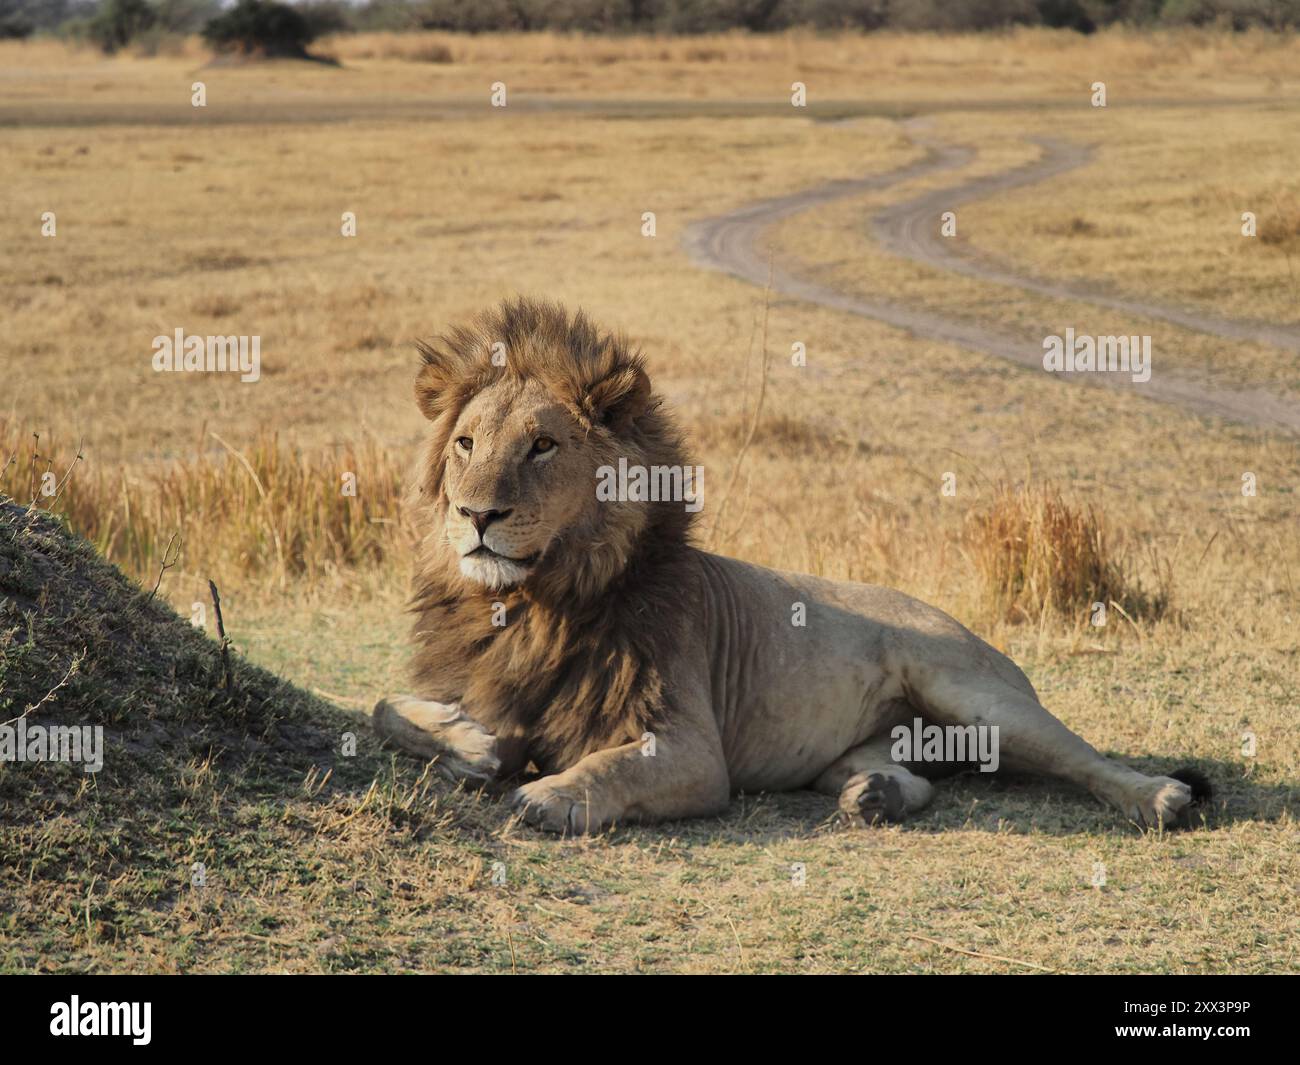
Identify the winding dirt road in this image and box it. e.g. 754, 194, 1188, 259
683, 124, 1300, 432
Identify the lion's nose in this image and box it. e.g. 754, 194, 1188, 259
458, 506, 512, 536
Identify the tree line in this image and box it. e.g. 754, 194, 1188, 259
4, 0, 1299, 52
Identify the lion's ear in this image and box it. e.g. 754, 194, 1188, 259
585, 363, 651, 432
414, 340, 465, 421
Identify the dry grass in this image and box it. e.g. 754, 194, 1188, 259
319, 27, 1300, 100
332, 34, 454, 64
0, 423, 410, 590
1259, 194, 1300, 251
5, 26, 1299, 113
2, 420, 1168, 637
965, 481, 1169, 625
0, 107, 909, 466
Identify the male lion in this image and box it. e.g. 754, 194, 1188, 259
374, 298, 1206, 834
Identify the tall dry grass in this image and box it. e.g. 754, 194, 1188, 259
2, 421, 1166, 629
964, 481, 1171, 626
1260, 194, 1300, 251
16, 26, 1293, 101
320, 25, 1300, 79
0, 423, 411, 590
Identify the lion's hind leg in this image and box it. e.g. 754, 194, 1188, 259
912, 667, 1198, 830
814, 737, 934, 826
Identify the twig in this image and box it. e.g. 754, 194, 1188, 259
740, 301, 758, 427
209, 431, 269, 501
22, 433, 83, 514
1, 438, 18, 481
0, 650, 84, 728
725, 914, 746, 971
1107, 599, 1144, 647
908, 933, 1055, 973
709, 256, 773, 548
145, 533, 182, 604
27, 432, 38, 503
328, 778, 378, 832
1196, 528, 1220, 567
45, 436, 84, 510
208, 579, 233, 691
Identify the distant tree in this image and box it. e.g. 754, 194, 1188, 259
1081, 0, 1164, 24
202, 0, 316, 56
1, 0, 96, 37
349, 0, 424, 32
1038, 0, 1096, 30
889, 0, 1039, 31
791, 0, 891, 29
154, 0, 222, 34
88, 0, 156, 53
297, 1, 355, 37
1160, 0, 1300, 28
0, 0, 35, 39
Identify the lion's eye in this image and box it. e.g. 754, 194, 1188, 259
530, 437, 556, 456
455, 436, 473, 454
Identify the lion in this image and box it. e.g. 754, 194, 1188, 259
373, 297, 1208, 835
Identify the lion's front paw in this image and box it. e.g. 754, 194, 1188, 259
372, 695, 500, 786
511, 777, 606, 835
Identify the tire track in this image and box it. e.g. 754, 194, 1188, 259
683, 127, 1300, 433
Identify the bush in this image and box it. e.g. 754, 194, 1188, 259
965, 482, 1169, 624
297, 0, 354, 37
1037, 0, 1096, 31
201, 0, 316, 56
1161, 0, 1300, 29
889, 0, 1039, 32
341, 0, 1300, 32
87, 0, 155, 53
0, 7, 34, 38
154, 0, 222, 33
1, 0, 96, 39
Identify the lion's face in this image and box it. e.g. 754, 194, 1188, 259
415, 299, 688, 602
441, 378, 602, 590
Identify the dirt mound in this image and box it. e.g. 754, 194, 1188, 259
0, 497, 335, 760
0, 496, 486, 972
0, 498, 410, 970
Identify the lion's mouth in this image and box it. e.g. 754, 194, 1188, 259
465, 545, 541, 567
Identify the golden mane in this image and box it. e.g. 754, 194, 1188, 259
407, 298, 699, 774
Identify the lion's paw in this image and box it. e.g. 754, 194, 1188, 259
839, 771, 905, 827
511, 777, 605, 835
1127, 776, 1195, 830
372, 695, 500, 786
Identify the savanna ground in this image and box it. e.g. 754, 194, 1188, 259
1, 27, 1297, 973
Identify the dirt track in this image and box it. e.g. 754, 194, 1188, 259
684, 122, 1300, 433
